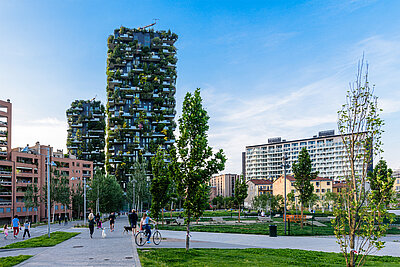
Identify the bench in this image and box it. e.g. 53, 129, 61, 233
258, 216, 273, 222
285, 215, 306, 223
175, 218, 184, 225
212, 217, 224, 224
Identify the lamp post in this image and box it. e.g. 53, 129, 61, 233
83, 176, 87, 224
282, 153, 289, 236
46, 148, 57, 238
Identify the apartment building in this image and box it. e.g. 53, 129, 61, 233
393, 169, 400, 192
0, 100, 94, 224
66, 99, 106, 169
209, 174, 239, 197
244, 179, 273, 208
245, 130, 370, 181
273, 174, 333, 209
106, 26, 178, 181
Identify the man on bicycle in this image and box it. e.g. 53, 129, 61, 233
140, 213, 156, 244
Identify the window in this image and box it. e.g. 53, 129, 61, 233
17, 207, 21, 212
322, 189, 325, 193
300, 142, 307, 146
316, 182, 320, 186
327, 182, 330, 185
34, 207, 38, 211
61, 205, 64, 209
6, 208, 11, 212
55, 205, 59, 210
23, 207, 27, 212
327, 189, 331, 192
316, 189, 320, 193
29, 207, 32, 211
0, 208, 3, 213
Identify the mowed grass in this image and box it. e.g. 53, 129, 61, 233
138, 248, 400, 267
0, 232, 79, 249
0, 255, 32, 267
158, 222, 334, 236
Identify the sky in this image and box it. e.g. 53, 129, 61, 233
1, 0, 399, 173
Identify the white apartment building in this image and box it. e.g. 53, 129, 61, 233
245, 130, 370, 181
393, 169, 400, 192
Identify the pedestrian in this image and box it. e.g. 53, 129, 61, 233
129, 209, 138, 235
88, 211, 95, 238
64, 215, 68, 225
95, 213, 100, 229
12, 215, 20, 239
23, 219, 31, 239
58, 216, 62, 225
3, 224, 8, 240
109, 212, 116, 232
139, 213, 157, 244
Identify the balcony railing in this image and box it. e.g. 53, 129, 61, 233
0, 201, 11, 206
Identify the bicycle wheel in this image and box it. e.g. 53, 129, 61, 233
135, 232, 147, 246
153, 230, 162, 245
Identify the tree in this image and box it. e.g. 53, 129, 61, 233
170, 89, 226, 251
292, 147, 317, 228
150, 148, 172, 224
88, 172, 124, 213
71, 184, 83, 219
234, 176, 248, 222
287, 191, 296, 211
335, 58, 389, 267
368, 160, 395, 210
127, 162, 150, 211
24, 184, 39, 221
324, 191, 338, 211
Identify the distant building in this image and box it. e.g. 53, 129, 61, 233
273, 174, 333, 209
332, 181, 346, 194
66, 99, 106, 169
244, 179, 273, 208
393, 169, 400, 192
209, 174, 239, 198
0, 99, 94, 224
245, 130, 371, 181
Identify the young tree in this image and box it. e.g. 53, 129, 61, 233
234, 176, 248, 222
150, 148, 171, 224
88, 172, 124, 213
335, 58, 388, 267
42, 170, 70, 222
24, 184, 39, 221
127, 162, 150, 211
287, 191, 296, 211
170, 89, 226, 251
292, 147, 317, 228
368, 160, 395, 210
71, 184, 83, 219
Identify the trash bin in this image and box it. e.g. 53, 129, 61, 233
269, 225, 277, 237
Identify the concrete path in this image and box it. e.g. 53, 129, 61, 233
14, 215, 140, 266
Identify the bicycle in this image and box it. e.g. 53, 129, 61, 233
135, 223, 161, 246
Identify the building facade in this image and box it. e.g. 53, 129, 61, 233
273, 175, 333, 209
245, 130, 369, 181
0, 100, 94, 224
209, 174, 239, 197
244, 179, 273, 208
105, 26, 178, 181
393, 169, 400, 192
66, 99, 106, 169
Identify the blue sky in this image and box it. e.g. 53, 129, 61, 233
1, 0, 399, 173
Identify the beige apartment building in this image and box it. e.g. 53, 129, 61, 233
244, 179, 273, 208
209, 174, 239, 197
393, 169, 400, 192
273, 174, 333, 209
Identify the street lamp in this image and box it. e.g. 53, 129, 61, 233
282, 153, 289, 236
46, 148, 57, 238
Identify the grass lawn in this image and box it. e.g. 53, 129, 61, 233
0, 232, 79, 249
138, 248, 400, 267
0, 255, 32, 267
158, 222, 335, 236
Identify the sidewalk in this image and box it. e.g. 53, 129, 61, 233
13, 215, 141, 266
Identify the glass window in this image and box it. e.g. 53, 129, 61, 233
29, 207, 32, 211
300, 142, 307, 146
17, 207, 21, 212
55, 205, 59, 210
0, 208, 3, 213
34, 207, 38, 211
327, 182, 330, 185
6, 208, 11, 212
23, 207, 27, 212
308, 141, 315, 144
316, 189, 320, 193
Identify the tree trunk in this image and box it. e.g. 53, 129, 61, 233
349, 218, 355, 267
186, 216, 190, 251
238, 205, 241, 223
300, 203, 304, 229
170, 201, 173, 219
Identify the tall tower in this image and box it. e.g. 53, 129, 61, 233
105, 26, 178, 181
66, 99, 106, 169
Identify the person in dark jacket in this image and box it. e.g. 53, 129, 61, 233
129, 209, 138, 234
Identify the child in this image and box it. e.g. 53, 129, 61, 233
3, 224, 8, 240
23, 219, 30, 239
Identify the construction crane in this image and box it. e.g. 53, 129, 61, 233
137, 19, 159, 30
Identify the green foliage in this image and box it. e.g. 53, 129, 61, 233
0, 255, 32, 267
87, 170, 124, 213
138, 248, 400, 267
252, 194, 284, 213
150, 148, 172, 220
335, 58, 389, 267
24, 184, 39, 212
170, 88, 226, 250
71, 183, 83, 219
368, 160, 395, 208
0, 232, 79, 249
127, 162, 151, 210
234, 176, 248, 222
42, 169, 70, 218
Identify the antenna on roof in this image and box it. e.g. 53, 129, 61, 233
90, 95, 97, 102
138, 19, 158, 30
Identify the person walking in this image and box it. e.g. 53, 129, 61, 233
12, 215, 20, 239
23, 219, 31, 239
95, 213, 101, 229
88, 211, 95, 238
129, 209, 138, 235
3, 224, 8, 240
139, 213, 156, 244
109, 212, 116, 232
